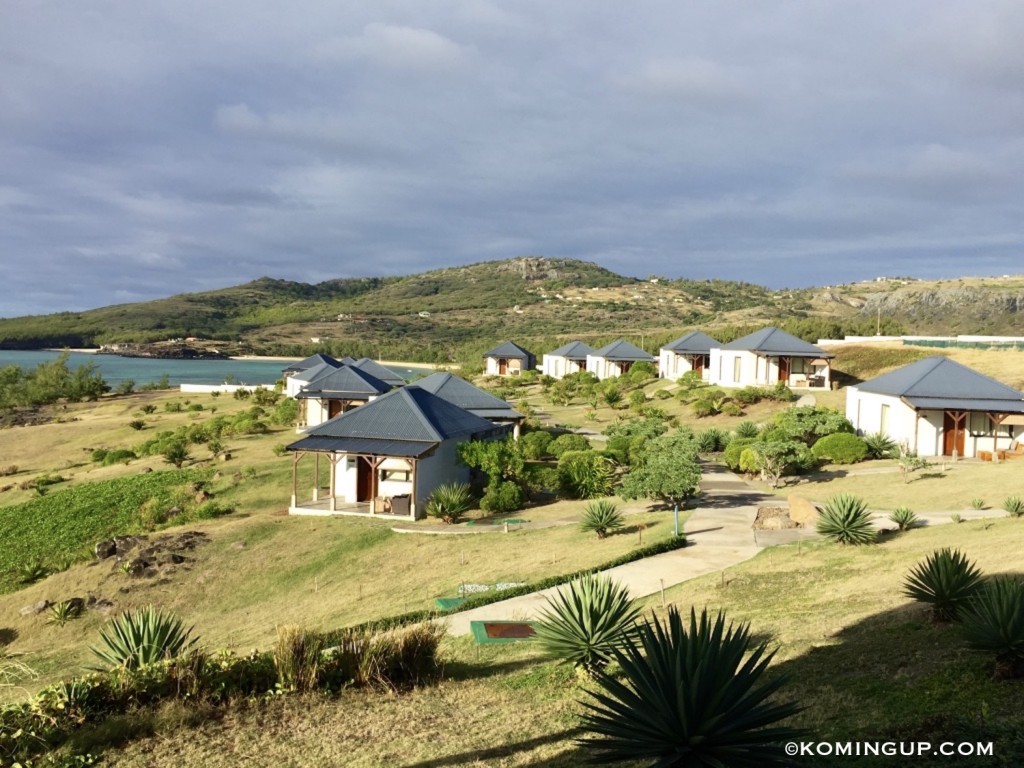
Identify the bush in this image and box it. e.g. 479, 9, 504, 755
1004, 496, 1024, 517
558, 450, 614, 499
771, 406, 854, 446
961, 577, 1024, 679
734, 421, 759, 439
863, 431, 898, 459
128, 419, 146, 431
534, 573, 641, 675
521, 430, 554, 460
902, 548, 983, 622
696, 428, 727, 453
721, 402, 745, 417
102, 449, 137, 466
889, 506, 919, 531
549, 433, 592, 458
274, 625, 326, 693
91, 606, 197, 670
723, 438, 756, 471
733, 386, 766, 405
628, 390, 647, 410
580, 500, 625, 539
480, 481, 524, 513
811, 433, 868, 464
579, 607, 801, 765
90, 448, 109, 463
816, 493, 875, 545
524, 464, 560, 496
425, 482, 474, 524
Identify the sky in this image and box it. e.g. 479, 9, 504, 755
3, 1, 1024, 317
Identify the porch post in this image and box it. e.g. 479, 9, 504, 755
290, 452, 299, 508
513, 421, 521, 440
328, 454, 338, 511
410, 458, 418, 520
988, 413, 1007, 457
313, 452, 320, 501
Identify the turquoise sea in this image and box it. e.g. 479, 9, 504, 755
0, 350, 433, 387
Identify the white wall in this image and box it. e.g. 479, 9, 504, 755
658, 350, 710, 381
485, 357, 526, 376
541, 355, 586, 379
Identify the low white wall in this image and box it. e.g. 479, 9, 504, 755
179, 384, 272, 394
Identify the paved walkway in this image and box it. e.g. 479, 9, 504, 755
442, 463, 767, 636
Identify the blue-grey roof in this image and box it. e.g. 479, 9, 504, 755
858, 358, 1024, 410
720, 327, 832, 358
547, 340, 595, 358
592, 339, 655, 361
662, 331, 719, 354
289, 361, 340, 383
414, 372, 523, 421
351, 358, 406, 387
484, 341, 534, 360
295, 365, 392, 399
286, 436, 437, 458
293, 386, 498, 443
282, 353, 341, 373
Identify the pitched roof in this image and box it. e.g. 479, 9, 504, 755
547, 340, 595, 358
720, 327, 832, 358
350, 358, 406, 387
291, 386, 497, 444
483, 341, 534, 360
289, 360, 340, 384
295, 365, 392, 399
414, 372, 523, 420
282, 353, 341, 373
662, 331, 719, 354
858, 357, 1024, 412
592, 339, 655, 361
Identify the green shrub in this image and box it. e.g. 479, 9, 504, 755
91, 606, 197, 670
811, 433, 869, 464
961, 577, 1024, 678
733, 386, 766, 405
580, 500, 625, 539
187, 403, 205, 412
863, 431, 898, 459
19, 560, 49, 584
163, 401, 183, 413
162, 441, 191, 469
903, 548, 983, 622
734, 421, 759, 439
723, 438, 756, 471
195, 501, 234, 520
425, 482, 474, 524
579, 607, 802, 765
90, 448, 109, 463
534, 573, 641, 675
628, 390, 647, 410
816, 493, 875, 545
102, 449, 137, 466
1004, 496, 1024, 517
549, 433, 591, 458
49, 599, 83, 627
558, 450, 614, 499
721, 402, 745, 417
274, 625, 326, 693
696, 428, 727, 453
521, 430, 554, 460
889, 506, 919, 531
480, 481, 524, 513
654, 389, 671, 400
524, 464, 560, 496
128, 419, 146, 431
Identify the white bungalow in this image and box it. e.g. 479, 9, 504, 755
286, 386, 508, 519
541, 341, 595, 379
483, 341, 536, 376
585, 339, 656, 381
846, 357, 1024, 458
659, 331, 719, 381
414, 372, 525, 438
282, 354, 342, 397
708, 328, 833, 389
294, 365, 392, 431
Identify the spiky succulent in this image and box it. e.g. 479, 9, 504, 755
816, 493, 876, 545
579, 500, 626, 539
91, 606, 196, 670
902, 548, 983, 622
961, 577, 1024, 679
889, 506, 919, 531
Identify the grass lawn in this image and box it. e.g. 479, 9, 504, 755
90, 516, 1024, 767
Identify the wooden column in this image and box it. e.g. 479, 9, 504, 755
313, 452, 320, 501
290, 451, 300, 509
988, 413, 1008, 457
328, 454, 339, 511
367, 456, 386, 513
409, 458, 418, 520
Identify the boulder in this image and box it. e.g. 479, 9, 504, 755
787, 495, 822, 527
94, 539, 117, 559
20, 600, 50, 616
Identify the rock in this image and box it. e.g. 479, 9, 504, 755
94, 539, 117, 559
20, 600, 50, 616
65, 597, 86, 614
221, 452, 232, 461
166, 506, 183, 519
141, 466, 153, 474
231, 541, 247, 550
214, 472, 223, 481
753, 507, 798, 530
195, 491, 211, 503
787, 495, 822, 527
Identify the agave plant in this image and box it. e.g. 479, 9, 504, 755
91, 606, 197, 670
816, 493, 876, 545
902, 548, 983, 622
889, 506, 919, 531
734, 421, 760, 439
48, 600, 83, 627
580, 500, 625, 539
18, 560, 49, 584
533, 573, 641, 675
863, 431, 897, 459
961, 577, 1024, 679
579, 607, 802, 766
1003, 496, 1024, 517
425, 482, 474, 524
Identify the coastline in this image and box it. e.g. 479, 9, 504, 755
37, 349, 457, 371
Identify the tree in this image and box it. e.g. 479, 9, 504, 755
619, 433, 701, 508
162, 440, 191, 469
740, 440, 813, 488
770, 406, 853, 446
457, 437, 525, 489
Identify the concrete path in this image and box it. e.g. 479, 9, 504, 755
442, 463, 767, 636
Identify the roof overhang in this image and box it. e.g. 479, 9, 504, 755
295, 391, 375, 400
901, 397, 1024, 414
286, 436, 438, 458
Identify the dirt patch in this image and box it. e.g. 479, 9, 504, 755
482, 622, 536, 639
753, 507, 800, 530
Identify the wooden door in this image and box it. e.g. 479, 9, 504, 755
328, 399, 343, 419
498, 358, 508, 375
943, 412, 966, 456
356, 457, 372, 502
777, 357, 790, 384
692, 355, 705, 374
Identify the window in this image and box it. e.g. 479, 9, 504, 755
880, 404, 889, 433
733, 356, 742, 383
969, 412, 992, 436
381, 469, 412, 483
791, 358, 807, 374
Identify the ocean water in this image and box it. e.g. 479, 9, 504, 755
0, 350, 432, 387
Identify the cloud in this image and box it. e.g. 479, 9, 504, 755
617, 57, 749, 107
312, 23, 470, 71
